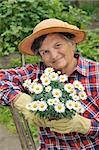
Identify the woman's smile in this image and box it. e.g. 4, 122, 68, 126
52, 57, 64, 64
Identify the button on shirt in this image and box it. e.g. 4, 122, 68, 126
0, 56, 99, 150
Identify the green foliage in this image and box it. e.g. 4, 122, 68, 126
24, 55, 41, 64
77, 0, 99, 22
7, 55, 41, 69
78, 29, 99, 62
61, 0, 99, 21
0, 106, 16, 133
0, 0, 91, 56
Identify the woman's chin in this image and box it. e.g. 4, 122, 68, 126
53, 64, 66, 71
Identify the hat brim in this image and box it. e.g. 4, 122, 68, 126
18, 27, 86, 55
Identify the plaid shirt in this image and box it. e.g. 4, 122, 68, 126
0, 55, 99, 150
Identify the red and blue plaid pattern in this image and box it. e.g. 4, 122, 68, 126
0, 56, 99, 149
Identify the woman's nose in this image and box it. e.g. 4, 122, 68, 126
50, 49, 58, 60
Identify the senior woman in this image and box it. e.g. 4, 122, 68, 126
0, 18, 98, 150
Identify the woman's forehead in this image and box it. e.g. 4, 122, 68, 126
42, 33, 67, 44
40, 34, 63, 48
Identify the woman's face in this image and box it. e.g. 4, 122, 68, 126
39, 33, 76, 74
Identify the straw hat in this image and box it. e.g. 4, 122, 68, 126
18, 18, 86, 55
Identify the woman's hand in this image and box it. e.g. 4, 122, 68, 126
13, 93, 47, 127
45, 114, 91, 134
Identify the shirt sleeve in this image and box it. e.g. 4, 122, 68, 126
0, 64, 39, 105
86, 96, 99, 138
81, 60, 99, 138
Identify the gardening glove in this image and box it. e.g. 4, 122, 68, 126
14, 93, 47, 127
45, 114, 91, 134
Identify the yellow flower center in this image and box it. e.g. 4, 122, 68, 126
69, 103, 72, 106
36, 87, 40, 90
33, 104, 37, 108
45, 79, 48, 83
31, 85, 34, 88
58, 105, 62, 110
68, 86, 71, 89
70, 90, 73, 94
81, 94, 84, 97
52, 75, 55, 78
55, 92, 59, 95
75, 104, 78, 108
40, 104, 44, 108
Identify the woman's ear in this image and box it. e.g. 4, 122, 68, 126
70, 40, 76, 53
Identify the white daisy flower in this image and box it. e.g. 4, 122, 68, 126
66, 100, 74, 110
23, 79, 31, 88
42, 77, 50, 86
38, 101, 47, 111
79, 91, 87, 100
49, 72, 58, 81
73, 80, 82, 89
47, 99, 54, 105
29, 82, 37, 93
78, 106, 85, 113
59, 74, 68, 82
53, 98, 60, 104
54, 102, 65, 113
44, 67, 54, 75
78, 85, 85, 91
40, 73, 48, 80
45, 86, 52, 92
29, 101, 38, 111
52, 89, 62, 98
33, 83, 43, 94
64, 83, 74, 93
73, 101, 81, 111
69, 89, 76, 96
57, 71, 61, 74
72, 95, 80, 101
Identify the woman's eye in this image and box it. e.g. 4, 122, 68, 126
56, 43, 62, 48
41, 50, 49, 56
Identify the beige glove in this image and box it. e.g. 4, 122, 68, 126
14, 93, 47, 127
45, 114, 91, 134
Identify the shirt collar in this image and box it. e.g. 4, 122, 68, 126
75, 54, 89, 77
